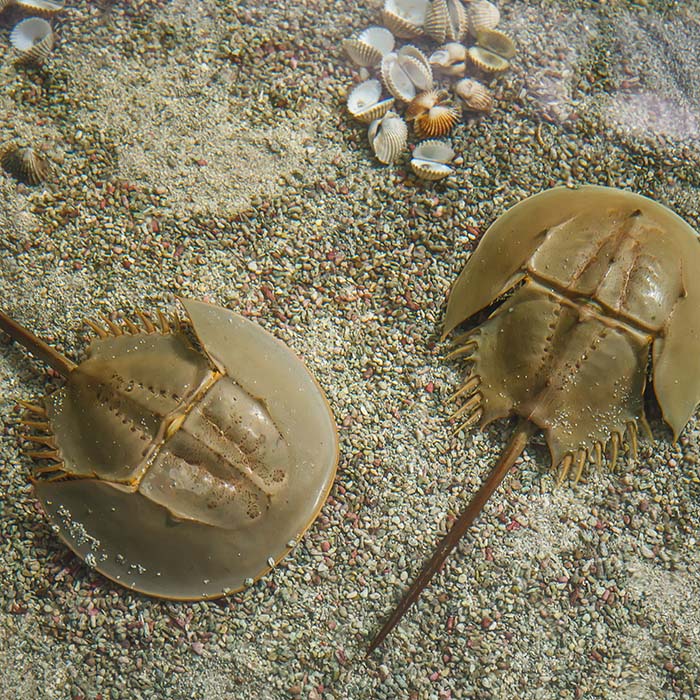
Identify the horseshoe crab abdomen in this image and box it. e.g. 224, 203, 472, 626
467, 280, 650, 466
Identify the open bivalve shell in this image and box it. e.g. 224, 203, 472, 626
429, 42, 467, 77
10, 17, 54, 64
381, 45, 433, 102
466, 0, 500, 36
475, 28, 516, 59
468, 45, 510, 74
410, 139, 455, 180
343, 26, 395, 68
382, 0, 429, 39
454, 78, 493, 112
424, 0, 468, 44
347, 79, 395, 124
15, 0, 65, 14
406, 89, 460, 138
1, 143, 51, 185
368, 111, 408, 165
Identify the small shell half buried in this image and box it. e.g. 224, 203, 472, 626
410, 139, 455, 180
347, 79, 395, 124
10, 17, 54, 65
368, 111, 408, 165
1, 144, 51, 185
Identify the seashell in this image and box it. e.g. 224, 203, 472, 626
406, 89, 460, 138
347, 79, 395, 124
381, 45, 433, 102
381, 0, 429, 39
368, 111, 408, 165
14, 0, 65, 14
429, 42, 468, 77
466, 0, 500, 36
10, 17, 54, 65
468, 46, 510, 74
0, 0, 14, 12
424, 0, 467, 44
410, 139, 455, 180
1, 144, 51, 185
454, 78, 493, 112
343, 26, 395, 68
475, 28, 516, 59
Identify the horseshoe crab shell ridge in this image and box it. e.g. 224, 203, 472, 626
0, 299, 339, 599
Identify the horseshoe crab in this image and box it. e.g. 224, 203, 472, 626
0, 299, 338, 599
370, 185, 700, 650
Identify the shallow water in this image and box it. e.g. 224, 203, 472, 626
0, 1, 699, 699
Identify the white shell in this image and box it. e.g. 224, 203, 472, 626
466, 0, 500, 36
10, 17, 54, 64
454, 78, 493, 111
344, 26, 395, 67
347, 79, 395, 124
429, 42, 467, 77
410, 139, 455, 180
15, 0, 65, 13
368, 111, 408, 165
381, 45, 433, 102
382, 0, 429, 38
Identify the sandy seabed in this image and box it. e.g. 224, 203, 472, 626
0, 1, 699, 698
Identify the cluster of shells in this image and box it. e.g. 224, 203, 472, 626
344, 0, 516, 180
1, 0, 64, 66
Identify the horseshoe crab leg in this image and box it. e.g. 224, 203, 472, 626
368, 419, 537, 653
0, 308, 76, 377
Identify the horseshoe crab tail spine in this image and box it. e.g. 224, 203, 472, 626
368, 418, 537, 654
0, 308, 76, 377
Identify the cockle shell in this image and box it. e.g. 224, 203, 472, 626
1, 144, 51, 185
343, 26, 395, 68
15, 0, 65, 14
410, 138, 455, 180
468, 45, 510, 74
347, 79, 395, 124
466, 0, 500, 36
429, 42, 468, 77
10, 17, 54, 65
424, 0, 468, 44
475, 28, 516, 59
368, 111, 408, 164
381, 45, 433, 102
406, 90, 460, 138
454, 78, 493, 112
381, 0, 429, 39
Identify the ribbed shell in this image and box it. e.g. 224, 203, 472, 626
475, 28, 516, 59
347, 79, 395, 124
454, 78, 493, 112
15, 0, 65, 14
468, 45, 510, 73
406, 90, 459, 138
381, 0, 429, 38
410, 139, 455, 180
10, 17, 54, 64
466, 0, 500, 36
429, 42, 467, 77
343, 26, 395, 67
424, 0, 467, 44
368, 111, 408, 164
381, 46, 433, 102
1, 144, 51, 185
